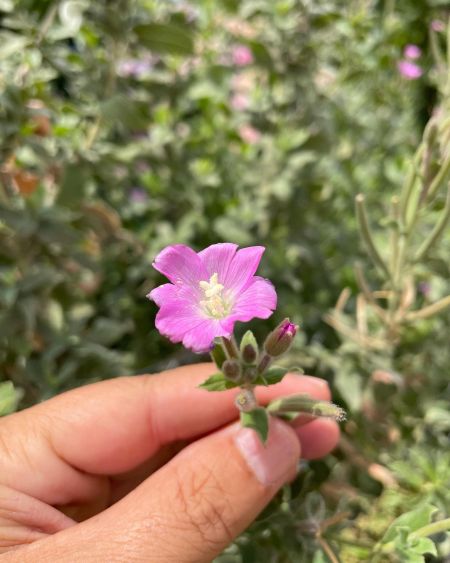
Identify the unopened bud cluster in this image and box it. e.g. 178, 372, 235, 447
221, 319, 298, 388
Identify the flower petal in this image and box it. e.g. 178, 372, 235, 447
152, 244, 207, 287
197, 243, 238, 283
230, 276, 277, 321
155, 299, 205, 344
224, 246, 266, 293
182, 319, 231, 352
147, 283, 176, 306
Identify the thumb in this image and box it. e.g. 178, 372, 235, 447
16, 417, 300, 563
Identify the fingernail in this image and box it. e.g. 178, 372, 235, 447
234, 418, 300, 486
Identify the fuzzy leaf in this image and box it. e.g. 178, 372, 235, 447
381, 505, 438, 544
240, 407, 269, 443
198, 372, 238, 392
255, 366, 288, 386
409, 537, 437, 556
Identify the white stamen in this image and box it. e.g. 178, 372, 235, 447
199, 273, 229, 318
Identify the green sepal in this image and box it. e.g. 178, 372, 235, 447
254, 366, 288, 386
210, 343, 227, 370
240, 407, 269, 443
198, 372, 239, 392
240, 330, 258, 358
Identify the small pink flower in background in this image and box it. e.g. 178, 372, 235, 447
117, 57, 154, 78
231, 45, 253, 66
404, 44, 421, 59
431, 20, 445, 32
418, 281, 431, 297
148, 243, 277, 352
231, 93, 250, 111
397, 60, 423, 80
129, 187, 148, 204
239, 124, 262, 144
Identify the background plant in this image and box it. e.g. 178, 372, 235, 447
1, 0, 449, 560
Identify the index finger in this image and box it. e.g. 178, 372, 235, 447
14, 363, 331, 476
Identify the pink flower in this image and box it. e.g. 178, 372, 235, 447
231, 45, 253, 66
397, 60, 423, 80
239, 124, 262, 144
431, 20, 445, 32
148, 243, 277, 352
231, 93, 250, 110
404, 44, 421, 59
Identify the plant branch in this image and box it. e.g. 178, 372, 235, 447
355, 194, 390, 280
414, 184, 450, 262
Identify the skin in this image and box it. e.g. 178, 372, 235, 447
0, 363, 340, 562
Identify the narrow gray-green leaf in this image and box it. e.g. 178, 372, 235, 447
240, 407, 269, 443
198, 372, 238, 392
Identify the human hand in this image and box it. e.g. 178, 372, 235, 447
0, 364, 339, 562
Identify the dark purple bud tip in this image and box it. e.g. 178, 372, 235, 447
242, 343, 257, 364
264, 318, 298, 357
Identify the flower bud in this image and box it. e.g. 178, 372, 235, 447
242, 343, 257, 364
222, 359, 242, 382
264, 318, 298, 357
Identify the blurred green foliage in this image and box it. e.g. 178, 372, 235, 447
1, 0, 449, 560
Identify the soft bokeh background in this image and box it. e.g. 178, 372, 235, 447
1, 1, 449, 561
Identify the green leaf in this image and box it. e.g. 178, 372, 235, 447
240, 407, 269, 443
59, 162, 89, 206
254, 366, 288, 386
134, 23, 194, 55
409, 537, 437, 556
0, 32, 29, 59
0, 381, 23, 416
101, 95, 148, 129
198, 372, 238, 392
381, 505, 438, 544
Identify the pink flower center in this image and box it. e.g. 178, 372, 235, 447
199, 273, 231, 318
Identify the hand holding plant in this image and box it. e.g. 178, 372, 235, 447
148, 243, 345, 442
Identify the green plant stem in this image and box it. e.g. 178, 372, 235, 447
428, 156, 450, 201
414, 184, 450, 262
257, 352, 272, 374
355, 194, 390, 280
400, 146, 423, 226
36, 2, 58, 45
221, 336, 239, 359
412, 517, 450, 538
